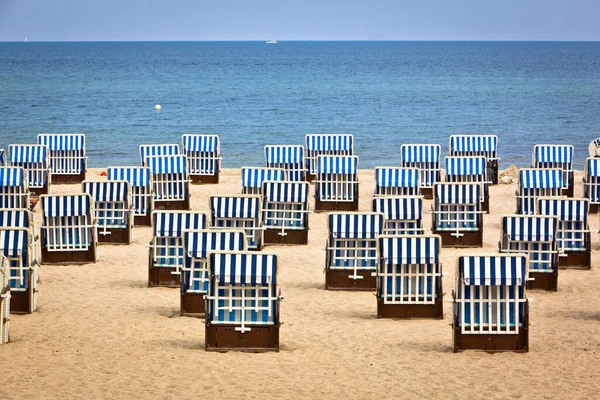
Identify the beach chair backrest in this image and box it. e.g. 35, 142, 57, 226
241, 167, 286, 195
41, 194, 95, 252
139, 144, 180, 166
433, 183, 482, 233
316, 155, 359, 202
517, 168, 563, 215
374, 167, 420, 196
182, 134, 220, 176
0, 209, 35, 230
37, 134, 86, 175
372, 196, 423, 235
536, 197, 589, 253
146, 155, 189, 202
107, 166, 153, 217
305, 134, 353, 175
262, 181, 310, 231
0, 227, 34, 292
532, 145, 573, 189
449, 135, 498, 159
264, 145, 305, 181
400, 144, 441, 189
328, 212, 384, 239
583, 158, 600, 204
83, 181, 132, 234
445, 156, 487, 182
210, 195, 262, 249
0, 167, 29, 209
8, 144, 50, 189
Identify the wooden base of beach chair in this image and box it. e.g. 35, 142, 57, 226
154, 198, 190, 211
205, 323, 280, 352
134, 214, 152, 226
41, 246, 96, 264
377, 297, 443, 319
559, 250, 591, 270
51, 171, 85, 184
264, 229, 308, 245
30, 185, 49, 197
10, 289, 34, 315
191, 173, 219, 184
562, 187, 574, 197
180, 293, 205, 316
148, 267, 180, 288
526, 271, 558, 291
314, 196, 359, 213
98, 228, 132, 244
589, 203, 599, 214
325, 269, 376, 290
420, 187, 433, 200
306, 174, 316, 183
482, 198, 490, 213
434, 230, 483, 248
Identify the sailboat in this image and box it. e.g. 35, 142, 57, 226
24, 36, 28, 43
266, 39, 277, 44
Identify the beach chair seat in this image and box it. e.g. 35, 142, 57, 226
0, 227, 37, 314
205, 251, 282, 352
262, 180, 310, 244
37, 134, 87, 183
315, 155, 359, 212
377, 235, 443, 318
180, 230, 247, 316
325, 212, 384, 290
182, 135, 221, 184
374, 167, 420, 196
532, 144, 574, 197
305, 134, 353, 181
0, 167, 30, 210
400, 144, 441, 199
8, 144, 51, 195
241, 167, 286, 195
148, 211, 207, 287
210, 195, 264, 250
83, 181, 134, 244
583, 158, 600, 213
0, 256, 9, 343
516, 168, 563, 215
372, 196, 424, 235
453, 253, 530, 352
445, 156, 490, 212
449, 135, 499, 184
264, 145, 305, 181
146, 154, 190, 210
139, 144, 179, 166
432, 182, 483, 247
107, 166, 153, 226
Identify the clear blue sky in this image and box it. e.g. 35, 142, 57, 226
1, 0, 599, 41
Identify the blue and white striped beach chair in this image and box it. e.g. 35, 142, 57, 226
0, 167, 30, 210
325, 212, 384, 290
432, 182, 484, 247
537, 197, 591, 270
146, 154, 190, 210
107, 166, 153, 226
148, 211, 207, 287
516, 168, 563, 215
180, 230, 247, 316
500, 215, 559, 291
400, 144, 441, 199
305, 134, 353, 180
139, 144, 180, 166
182, 135, 221, 183
374, 167, 420, 196
532, 144, 574, 196
583, 158, 600, 213
262, 181, 310, 244
449, 135, 499, 184
372, 196, 424, 235
0, 227, 37, 314
40, 194, 98, 264
0, 209, 35, 230
377, 235, 442, 318
445, 156, 490, 212
264, 145, 306, 181
241, 167, 286, 195
210, 195, 263, 250
83, 181, 134, 244
0, 256, 9, 343
8, 144, 51, 195
0, 149, 6, 166
453, 253, 530, 352
315, 155, 359, 211
205, 251, 282, 352
37, 134, 87, 183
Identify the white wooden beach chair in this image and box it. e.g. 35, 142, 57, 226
315, 155, 359, 212
583, 158, 600, 213
37, 134, 87, 183
516, 168, 563, 215
305, 134, 353, 181
532, 144, 574, 197
374, 167, 420, 197
0, 256, 9, 344
210, 195, 264, 250
8, 144, 51, 195
205, 251, 282, 352
83, 181, 134, 244
400, 144, 441, 199
241, 167, 286, 195
445, 156, 491, 212
182, 134, 221, 183
261, 180, 310, 245
264, 145, 306, 181
0, 226, 37, 314
146, 154, 191, 210
372, 196, 424, 235
107, 166, 153, 226
139, 144, 179, 166
0, 167, 30, 210
452, 253, 530, 352
449, 134, 499, 184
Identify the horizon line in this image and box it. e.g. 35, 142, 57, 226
2, 39, 600, 43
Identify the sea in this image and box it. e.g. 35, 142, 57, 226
1, 41, 599, 169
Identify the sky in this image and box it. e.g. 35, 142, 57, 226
0, 0, 599, 41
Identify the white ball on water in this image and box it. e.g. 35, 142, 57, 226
155, 104, 161, 110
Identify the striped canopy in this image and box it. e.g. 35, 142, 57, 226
519, 169, 563, 189
140, 144, 180, 164
210, 251, 277, 285
152, 211, 207, 237
435, 183, 480, 204
107, 167, 150, 187
450, 135, 498, 153
372, 196, 422, 220
211, 196, 261, 218
0, 209, 33, 228
375, 167, 419, 188
184, 230, 246, 259
265, 145, 304, 163
9, 144, 48, 163
0, 167, 24, 187
459, 254, 528, 286
263, 181, 309, 203
306, 134, 353, 152
329, 212, 384, 239
37, 134, 85, 151
379, 235, 440, 265
401, 144, 440, 163
42, 194, 92, 217
146, 155, 188, 174
241, 167, 286, 188
533, 145, 573, 164
317, 155, 358, 174
83, 181, 130, 202
537, 198, 589, 222
586, 158, 600, 177
445, 156, 486, 176
182, 135, 219, 152
503, 215, 558, 242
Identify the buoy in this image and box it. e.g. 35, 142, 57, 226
100, 171, 107, 177
155, 104, 161, 110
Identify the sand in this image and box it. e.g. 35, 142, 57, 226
2, 168, 600, 400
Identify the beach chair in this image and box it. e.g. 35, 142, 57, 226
40, 194, 98, 264
182, 135, 221, 184
264, 145, 306, 181
107, 166, 153, 226
582, 158, 600, 213
139, 144, 180, 166
500, 215, 559, 291
445, 156, 490, 212
374, 167, 420, 196
83, 181, 134, 244
205, 251, 282, 352
8, 144, 51, 195
400, 144, 441, 199
315, 155, 359, 212
37, 134, 87, 183
241, 167, 286, 195
532, 144, 574, 197
146, 154, 190, 210
372, 196, 424, 235
0, 149, 6, 166
305, 134, 353, 181
537, 197, 591, 269
449, 134, 499, 184
516, 168, 563, 215
452, 253, 530, 352
0, 256, 9, 343
377, 235, 443, 318
0, 209, 35, 230
0, 227, 37, 314
262, 180, 310, 244
0, 167, 30, 210
325, 212, 384, 290
148, 211, 207, 287
432, 182, 484, 247
180, 230, 247, 316
210, 195, 264, 250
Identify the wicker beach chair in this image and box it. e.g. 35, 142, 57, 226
0, 256, 9, 344
210, 195, 264, 250
0, 227, 37, 314
314, 155, 359, 212
583, 158, 600, 213
305, 134, 353, 181
83, 181, 134, 244
400, 144, 441, 199
139, 144, 179, 166
0, 167, 30, 209
37, 134, 87, 183
261, 180, 310, 245
264, 145, 305, 181
8, 144, 51, 195
449, 134, 499, 184
516, 168, 563, 215
146, 154, 190, 210
107, 166, 153, 226
372, 196, 424, 235
241, 167, 286, 195
532, 144, 574, 197
182, 134, 221, 184
445, 156, 490, 212
374, 167, 420, 197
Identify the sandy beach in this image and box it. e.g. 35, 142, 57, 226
2, 167, 600, 400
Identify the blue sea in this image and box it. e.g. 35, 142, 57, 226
1, 41, 599, 169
